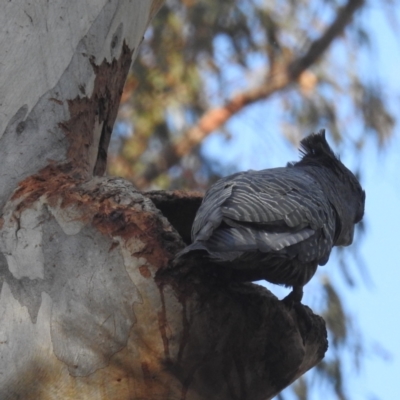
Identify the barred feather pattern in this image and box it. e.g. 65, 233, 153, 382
175, 131, 365, 291
182, 168, 335, 287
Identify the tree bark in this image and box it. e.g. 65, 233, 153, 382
0, 1, 327, 399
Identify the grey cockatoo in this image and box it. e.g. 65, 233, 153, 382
175, 130, 365, 305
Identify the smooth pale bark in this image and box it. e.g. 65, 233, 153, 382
0, 1, 327, 399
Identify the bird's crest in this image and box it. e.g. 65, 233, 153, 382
295, 129, 341, 173
296, 129, 365, 224
299, 130, 337, 162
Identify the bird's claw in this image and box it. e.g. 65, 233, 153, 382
281, 287, 313, 344
282, 286, 303, 309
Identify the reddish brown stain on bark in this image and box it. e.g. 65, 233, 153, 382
139, 265, 152, 278
11, 168, 178, 271
92, 205, 176, 268
11, 164, 79, 212
59, 42, 134, 177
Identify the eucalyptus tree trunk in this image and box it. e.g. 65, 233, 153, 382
0, 1, 327, 399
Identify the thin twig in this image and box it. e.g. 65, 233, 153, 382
135, 0, 365, 188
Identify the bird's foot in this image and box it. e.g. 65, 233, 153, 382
281, 286, 303, 309
281, 287, 313, 344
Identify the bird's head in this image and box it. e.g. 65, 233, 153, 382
294, 130, 365, 246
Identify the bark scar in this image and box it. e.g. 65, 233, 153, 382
58, 42, 134, 177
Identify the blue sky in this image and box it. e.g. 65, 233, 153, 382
342, 135, 400, 400
314, 6, 400, 398
200, 4, 400, 399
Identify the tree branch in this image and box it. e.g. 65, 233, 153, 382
134, 0, 365, 188
2, 172, 328, 399
288, 0, 364, 77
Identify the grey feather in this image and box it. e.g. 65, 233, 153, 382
175, 130, 365, 300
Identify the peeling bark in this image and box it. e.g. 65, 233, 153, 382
60, 42, 134, 176
0, 1, 327, 399
1, 176, 327, 399
0, 0, 159, 209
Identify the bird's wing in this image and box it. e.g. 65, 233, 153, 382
191, 174, 239, 240
222, 169, 325, 227
205, 224, 315, 253
192, 168, 333, 253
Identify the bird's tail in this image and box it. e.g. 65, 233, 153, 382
173, 241, 209, 264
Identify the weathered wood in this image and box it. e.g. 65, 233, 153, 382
0, 175, 327, 399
